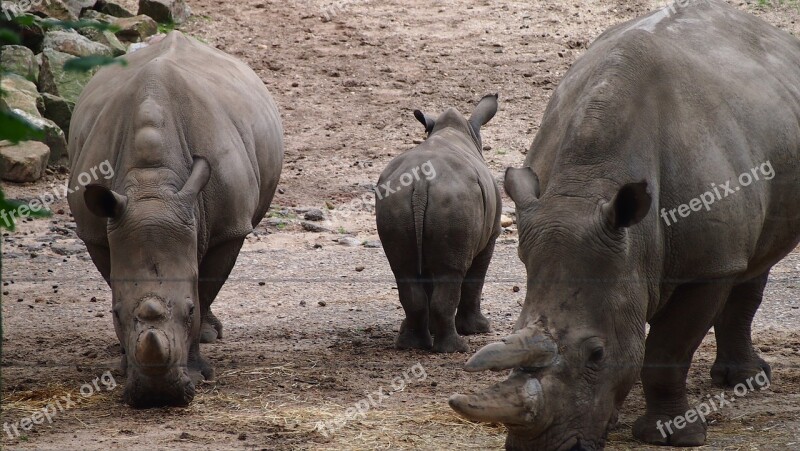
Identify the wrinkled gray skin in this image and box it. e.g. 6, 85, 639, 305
67, 32, 283, 407
376, 95, 502, 353
450, 2, 800, 449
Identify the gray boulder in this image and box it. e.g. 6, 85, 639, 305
38, 49, 98, 104
98, 0, 134, 17
43, 30, 114, 57
0, 74, 42, 118
65, 0, 97, 17
10, 109, 68, 164
31, 0, 78, 21
40, 93, 74, 141
80, 9, 116, 23
0, 45, 39, 82
79, 26, 127, 56
114, 14, 158, 43
138, 0, 190, 24
0, 140, 50, 182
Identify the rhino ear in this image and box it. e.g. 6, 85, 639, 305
413, 110, 436, 134
469, 93, 498, 131
605, 181, 652, 229
179, 157, 211, 200
504, 167, 540, 207
85, 184, 127, 219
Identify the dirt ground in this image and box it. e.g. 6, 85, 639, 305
2, 0, 800, 450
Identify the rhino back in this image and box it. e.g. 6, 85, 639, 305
525, 0, 800, 281
68, 31, 283, 247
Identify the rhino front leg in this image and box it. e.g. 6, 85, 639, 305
633, 280, 734, 446
456, 239, 495, 335
197, 238, 245, 344
711, 270, 772, 388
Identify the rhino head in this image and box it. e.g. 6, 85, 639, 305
84, 158, 211, 407
450, 166, 653, 450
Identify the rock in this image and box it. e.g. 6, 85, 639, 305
304, 208, 325, 221
301, 221, 330, 233
80, 9, 116, 23
355, 266, 365, 272
362, 240, 382, 248
0, 141, 50, 182
98, 0, 134, 17
43, 30, 114, 57
114, 14, 158, 43
65, 0, 97, 17
500, 214, 514, 227
138, 0, 190, 24
79, 26, 127, 56
0, 74, 42, 118
10, 109, 68, 164
51, 240, 85, 255
31, 0, 78, 21
337, 236, 361, 247
0, 45, 38, 82
40, 93, 74, 140
38, 48, 98, 104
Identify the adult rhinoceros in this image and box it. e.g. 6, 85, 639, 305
450, 1, 800, 449
67, 31, 283, 407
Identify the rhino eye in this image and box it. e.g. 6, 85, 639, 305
589, 346, 605, 364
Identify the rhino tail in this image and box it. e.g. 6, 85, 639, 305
411, 181, 428, 275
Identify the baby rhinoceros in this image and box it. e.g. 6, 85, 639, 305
376, 94, 502, 353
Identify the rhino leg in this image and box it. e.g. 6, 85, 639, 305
430, 275, 469, 353
633, 280, 734, 446
198, 238, 245, 344
455, 240, 495, 336
395, 278, 433, 350
711, 270, 772, 388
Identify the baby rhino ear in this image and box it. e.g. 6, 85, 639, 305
504, 166, 540, 208
414, 110, 436, 134
604, 181, 651, 229
469, 93, 498, 131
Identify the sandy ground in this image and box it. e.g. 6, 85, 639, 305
2, 0, 800, 450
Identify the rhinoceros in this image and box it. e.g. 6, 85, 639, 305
67, 31, 284, 407
449, 1, 800, 449
376, 94, 501, 353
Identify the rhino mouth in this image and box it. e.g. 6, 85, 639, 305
123, 368, 194, 408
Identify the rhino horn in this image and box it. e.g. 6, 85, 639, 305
449, 373, 544, 425
465, 327, 557, 372
134, 329, 170, 370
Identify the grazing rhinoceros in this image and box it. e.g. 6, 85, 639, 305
376, 94, 501, 353
449, 1, 800, 449
67, 31, 284, 407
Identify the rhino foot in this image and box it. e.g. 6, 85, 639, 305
632, 413, 706, 446
200, 310, 223, 343
188, 354, 215, 385
432, 334, 470, 353
711, 355, 771, 388
396, 325, 433, 351
455, 312, 491, 335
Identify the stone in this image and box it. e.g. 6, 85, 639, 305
0, 141, 50, 182
337, 236, 361, 247
304, 208, 325, 221
10, 109, 68, 164
138, 0, 190, 24
500, 215, 514, 227
362, 240, 382, 248
98, 0, 134, 18
65, 0, 97, 17
51, 240, 85, 255
0, 45, 38, 82
40, 93, 74, 140
80, 9, 115, 23
78, 26, 126, 55
301, 221, 330, 233
113, 14, 158, 43
43, 30, 113, 57
0, 74, 42, 118
30, 0, 78, 21
38, 48, 98, 104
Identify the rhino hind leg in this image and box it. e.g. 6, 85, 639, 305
430, 276, 470, 353
197, 238, 245, 344
633, 280, 734, 446
711, 270, 772, 388
395, 278, 433, 350
455, 240, 495, 336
